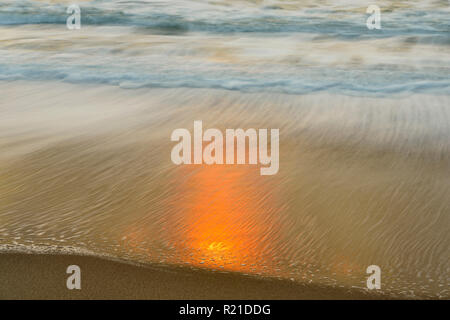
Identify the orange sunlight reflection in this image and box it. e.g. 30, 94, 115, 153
171, 164, 282, 274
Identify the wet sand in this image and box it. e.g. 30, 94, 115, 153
0, 81, 449, 299
0, 252, 387, 300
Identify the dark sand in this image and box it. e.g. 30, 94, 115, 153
0, 253, 385, 300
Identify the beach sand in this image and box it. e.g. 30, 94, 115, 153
0, 252, 386, 299
0, 81, 448, 299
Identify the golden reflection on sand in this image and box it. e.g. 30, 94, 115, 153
170, 164, 282, 274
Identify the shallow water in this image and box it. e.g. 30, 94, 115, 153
0, 0, 449, 299
0, 83, 449, 298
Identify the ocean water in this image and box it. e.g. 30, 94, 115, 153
0, 0, 449, 95
0, 0, 449, 299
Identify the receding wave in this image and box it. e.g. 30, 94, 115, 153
0, 1, 449, 95
1, 0, 448, 39
0, 61, 449, 96
0, 84, 449, 298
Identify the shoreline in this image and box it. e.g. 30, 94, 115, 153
1, 80, 448, 299
0, 252, 389, 300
